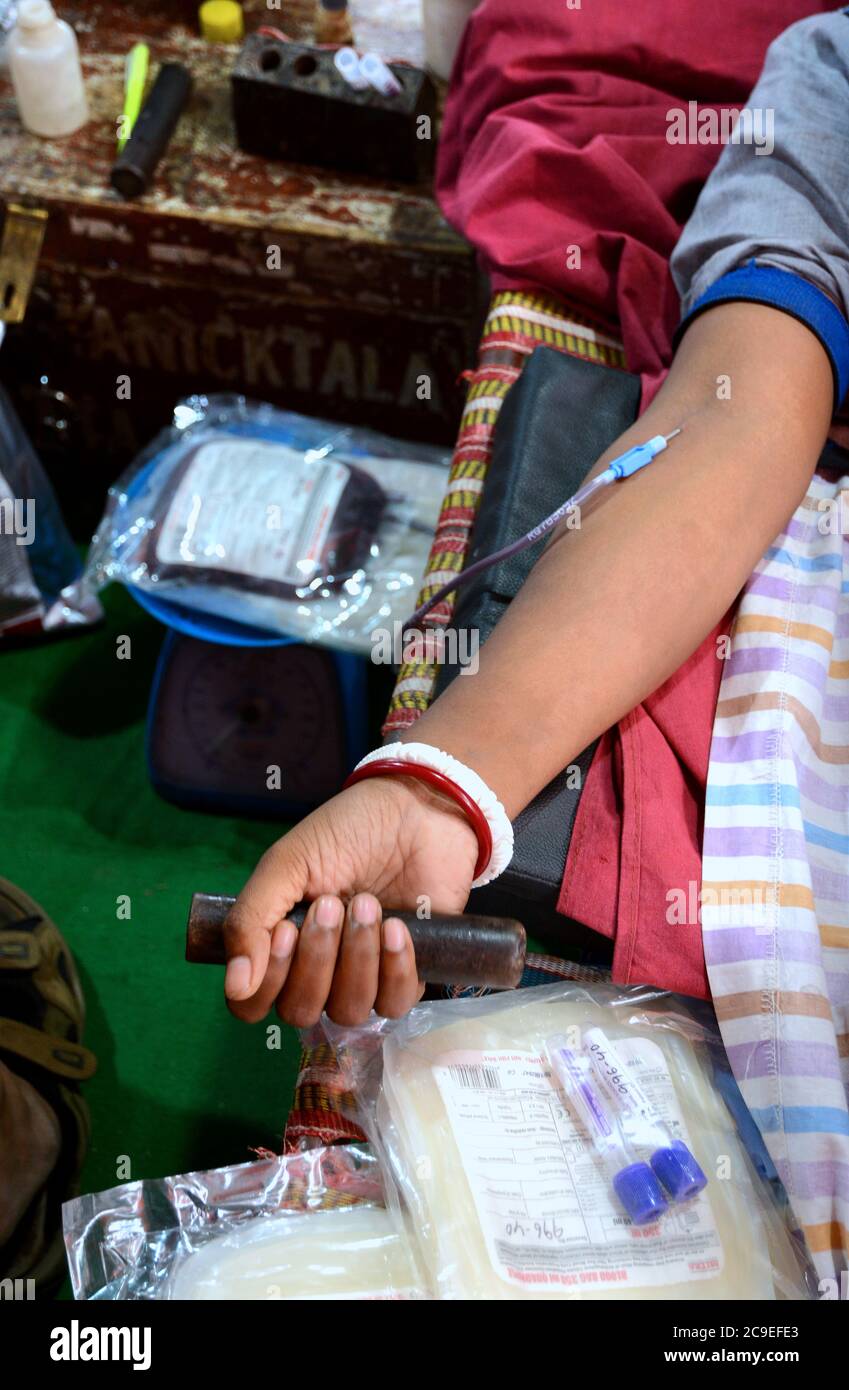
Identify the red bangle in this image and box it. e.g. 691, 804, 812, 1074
342, 759, 493, 881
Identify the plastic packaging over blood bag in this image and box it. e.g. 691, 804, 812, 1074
327, 982, 814, 1301
62, 1144, 427, 1300
79, 394, 449, 653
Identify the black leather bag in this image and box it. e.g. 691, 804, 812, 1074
434, 346, 642, 941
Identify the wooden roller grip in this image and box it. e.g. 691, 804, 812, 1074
186, 893, 527, 990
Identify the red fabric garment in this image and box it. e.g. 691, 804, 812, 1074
437, 0, 832, 404
558, 617, 733, 1000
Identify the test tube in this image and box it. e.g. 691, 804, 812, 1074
334, 47, 370, 90
545, 1035, 668, 1225
583, 1027, 707, 1203
359, 52, 402, 97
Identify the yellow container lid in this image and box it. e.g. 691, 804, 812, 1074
199, 1, 245, 43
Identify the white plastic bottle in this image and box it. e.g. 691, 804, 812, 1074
8, 0, 89, 138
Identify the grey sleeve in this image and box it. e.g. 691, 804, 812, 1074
670, 9, 849, 319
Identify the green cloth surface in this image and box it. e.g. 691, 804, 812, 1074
0, 585, 302, 1209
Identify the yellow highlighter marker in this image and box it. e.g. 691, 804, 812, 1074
117, 43, 150, 152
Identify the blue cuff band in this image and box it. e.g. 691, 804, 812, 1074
677, 262, 849, 408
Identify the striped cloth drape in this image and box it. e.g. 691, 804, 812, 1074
702, 469, 849, 1282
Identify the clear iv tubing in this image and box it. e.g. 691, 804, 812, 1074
406, 428, 682, 630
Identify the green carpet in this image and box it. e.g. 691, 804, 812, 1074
1, 584, 305, 1211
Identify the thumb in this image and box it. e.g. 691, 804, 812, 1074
223, 837, 309, 1001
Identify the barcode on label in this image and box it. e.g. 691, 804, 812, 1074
448, 1064, 500, 1090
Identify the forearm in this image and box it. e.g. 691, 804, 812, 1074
404, 303, 833, 817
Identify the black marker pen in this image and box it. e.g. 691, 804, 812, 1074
110, 62, 192, 200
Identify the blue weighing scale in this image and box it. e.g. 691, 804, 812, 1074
128, 434, 368, 820
143, 616, 366, 821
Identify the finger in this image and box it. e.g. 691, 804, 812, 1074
226, 920, 298, 1024
223, 836, 309, 1002
374, 918, 425, 1019
325, 893, 382, 1026
276, 895, 345, 1028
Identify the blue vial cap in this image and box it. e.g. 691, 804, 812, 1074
613, 1162, 669, 1225
651, 1140, 707, 1201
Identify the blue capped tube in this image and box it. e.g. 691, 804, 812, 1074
583, 1027, 708, 1204
545, 1034, 668, 1226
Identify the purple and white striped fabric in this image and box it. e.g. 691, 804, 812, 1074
702, 470, 849, 1281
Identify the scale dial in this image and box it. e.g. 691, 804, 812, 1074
147, 633, 351, 815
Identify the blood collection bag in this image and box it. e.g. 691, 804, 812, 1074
170, 1205, 422, 1301
80, 395, 449, 653
144, 436, 388, 602
327, 983, 813, 1301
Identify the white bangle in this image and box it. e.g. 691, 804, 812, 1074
353, 741, 514, 889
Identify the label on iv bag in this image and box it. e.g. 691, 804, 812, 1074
433, 1038, 723, 1292
156, 439, 351, 586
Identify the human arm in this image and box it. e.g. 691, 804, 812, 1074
223, 12, 849, 1027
